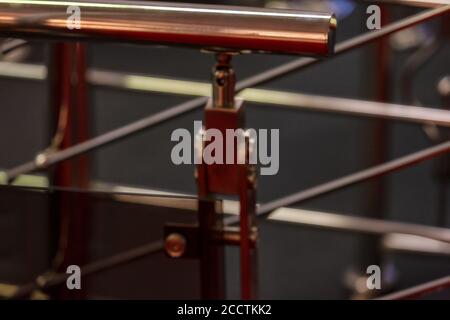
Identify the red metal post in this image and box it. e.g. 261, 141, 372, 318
197, 54, 258, 299
49, 42, 90, 299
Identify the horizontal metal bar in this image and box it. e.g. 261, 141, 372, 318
0, 0, 336, 55
0, 61, 46, 79
266, 207, 450, 243
376, 276, 450, 300
0, 169, 48, 187
58, 70, 450, 128
2, 62, 450, 127
4, 5, 449, 182
382, 233, 450, 256
9, 175, 450, 247
243, 89, 450, 127
5, 178, 450, 257
0, 283, 22, 299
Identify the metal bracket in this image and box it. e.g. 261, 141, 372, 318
164, 53, 258, 299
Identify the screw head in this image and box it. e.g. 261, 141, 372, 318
164, 233, 187, 258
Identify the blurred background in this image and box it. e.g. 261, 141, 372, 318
0, 0, 449, 299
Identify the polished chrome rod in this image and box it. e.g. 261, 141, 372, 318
267, 207, 450, 243
0, 0, 336, 55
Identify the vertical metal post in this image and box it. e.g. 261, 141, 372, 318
435, 75, 450, 226
197, 53, 258, 299
48, 42, 90, 299
347, 4, 392, 298
197, 199, 225, 299
238, 154, 258, 300
366, 3, 393, 294
366, 2, 390, 274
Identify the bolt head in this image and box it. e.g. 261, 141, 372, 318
164, 233, 187, 258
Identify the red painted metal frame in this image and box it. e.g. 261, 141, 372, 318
49, 43, 90, 299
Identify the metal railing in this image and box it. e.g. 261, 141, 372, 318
1, 0, 449, 300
